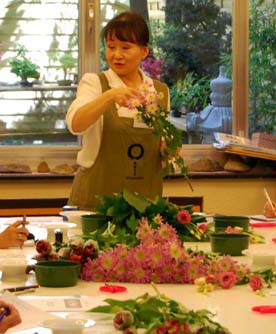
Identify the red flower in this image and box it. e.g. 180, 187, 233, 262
218, 271, 237, 289
176, 210, 191, 225
198, 223, 207, 233
249, 274, 263, 292
35, 240, 52, 256
69, 252, 82, 262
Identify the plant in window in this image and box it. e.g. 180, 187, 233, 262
170, 73, 211, 116
156, 0, 231, 85
9, 45, 40, 86
57, 52, 77, 86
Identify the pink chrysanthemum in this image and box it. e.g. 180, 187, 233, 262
136, 217, 153, 241
157, 223, 178, 242
153, 213, 164, 225
217, 256, 235, 272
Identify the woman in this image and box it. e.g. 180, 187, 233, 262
0, 301, 21, 333
66, 12, 169, 210
0, 221, 29, 249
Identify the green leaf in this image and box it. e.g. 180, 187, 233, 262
123, 188, 149, 213
126, 214, 138, 233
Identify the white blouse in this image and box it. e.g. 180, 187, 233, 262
66, 68, 169, 168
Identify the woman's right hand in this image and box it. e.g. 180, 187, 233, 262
0, 220, 29, 249
264, 200, 276, 218
0, 302, 21, 333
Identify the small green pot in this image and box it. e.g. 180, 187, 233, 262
81, 214, 110, 234
210, 233, 249, 256
214, 215, 249, 233
35, 260, 81, 287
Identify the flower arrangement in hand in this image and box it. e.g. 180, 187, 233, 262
127, 80, 186, 177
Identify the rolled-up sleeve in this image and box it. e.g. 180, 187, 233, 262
66, 73, 102, 135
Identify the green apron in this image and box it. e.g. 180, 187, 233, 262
68, 73, 168, 210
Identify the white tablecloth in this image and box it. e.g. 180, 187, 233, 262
0, 217, 276, 334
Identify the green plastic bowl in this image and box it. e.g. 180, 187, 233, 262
35, 260, 81, 287
81, 214, 111, 234
214, 215, 249, 233
210, 233, 249, 256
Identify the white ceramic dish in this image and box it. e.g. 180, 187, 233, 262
41, 318, 95, 334
243, 248, 276, 269
39, 222, 76, 243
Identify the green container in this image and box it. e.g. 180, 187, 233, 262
35, 260, 81, 287
210, 233, 249, 256
81, 214, 110, 234
214, 215, 249, 233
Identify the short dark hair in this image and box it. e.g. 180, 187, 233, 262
101, 11, 149, 46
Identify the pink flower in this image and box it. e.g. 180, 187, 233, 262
177, 210, 191, 224
153, 213, 164, 225
218, 271, 237, 289
249, 274, 263, 291
141, 58, 163, 79
217, 256, 235, 272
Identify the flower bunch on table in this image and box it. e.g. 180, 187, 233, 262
81, 219, 250, 288
127, 80, 186, 177
93, 189, 210, 246
90, 284, 231, 334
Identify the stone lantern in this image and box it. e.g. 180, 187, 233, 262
186, 66, 232, 143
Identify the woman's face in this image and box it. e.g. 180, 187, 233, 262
105, 34, 148, 77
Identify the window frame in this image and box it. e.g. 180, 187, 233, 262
0, 0, 249, 170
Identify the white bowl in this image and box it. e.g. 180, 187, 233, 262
243, 248, 276, 269
41, 318, 95, 334
0, 258, 27, 282
60, 210, 94, 228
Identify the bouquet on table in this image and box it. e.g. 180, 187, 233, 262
92, 189, 210, 246
89, 284, 231, 334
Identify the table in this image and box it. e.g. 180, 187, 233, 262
1, 217, 276, 334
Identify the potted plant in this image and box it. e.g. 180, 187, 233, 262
57, 52, 77, 86
170, 73, 211, 117
9, 45, 40, 86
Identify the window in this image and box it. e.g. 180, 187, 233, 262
0, 1, 271, 171
248, 0, 276, 135
0, 0, 79, 146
